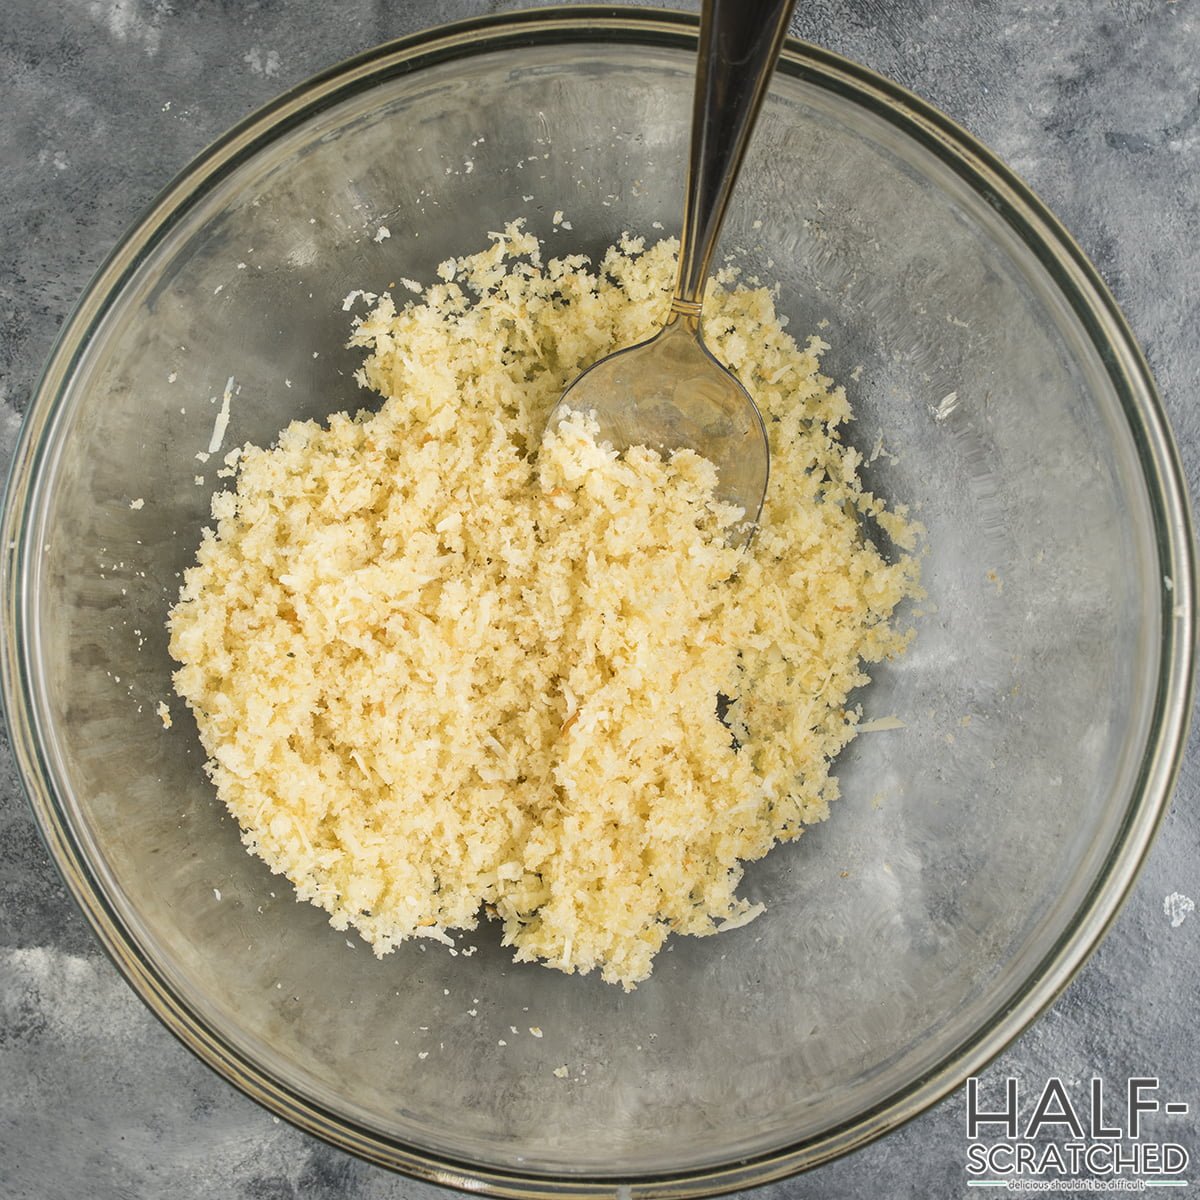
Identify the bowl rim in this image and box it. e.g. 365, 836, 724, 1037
2, 6, 1195, 1196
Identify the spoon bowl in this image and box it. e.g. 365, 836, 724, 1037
549, 316, 770, 538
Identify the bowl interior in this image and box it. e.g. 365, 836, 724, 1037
12, 25, 1174, 1182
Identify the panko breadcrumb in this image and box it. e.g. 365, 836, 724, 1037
167, 223, 920, 989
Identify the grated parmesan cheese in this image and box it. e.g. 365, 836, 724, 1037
167, 223, 921, 989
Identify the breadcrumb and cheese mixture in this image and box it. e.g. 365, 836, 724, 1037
167, 224, 920, 989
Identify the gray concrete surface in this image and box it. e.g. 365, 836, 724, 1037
1, 1, 1197, 1197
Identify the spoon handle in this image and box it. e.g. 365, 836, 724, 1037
671, 0, 797, 317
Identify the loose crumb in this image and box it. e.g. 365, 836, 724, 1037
207, 376, 236, 455
856, 715, 907, 733
931, 391, 959, 421
342, 289, 378, 312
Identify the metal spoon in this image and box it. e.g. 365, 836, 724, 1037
547, 0, 796, 543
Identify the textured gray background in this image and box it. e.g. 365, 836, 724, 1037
1, 1, 1197, 1197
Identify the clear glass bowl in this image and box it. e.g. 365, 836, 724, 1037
2, 9, 1194, 1195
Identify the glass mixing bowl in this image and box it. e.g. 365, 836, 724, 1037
2, 8, 1194, 1195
